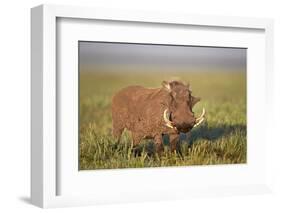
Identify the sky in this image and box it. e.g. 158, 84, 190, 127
79, 41, 246, 72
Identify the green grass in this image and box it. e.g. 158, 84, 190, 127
79, 70, 246, 170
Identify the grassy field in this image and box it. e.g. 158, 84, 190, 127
79, 70, 246, 170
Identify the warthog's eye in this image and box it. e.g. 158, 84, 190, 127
186, 94, 191, 103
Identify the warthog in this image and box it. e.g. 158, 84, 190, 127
111, 80, 205, 153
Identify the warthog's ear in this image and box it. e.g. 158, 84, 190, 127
185, 81, 190, 89
162, 81, 171, 92
191, 96, 201, 108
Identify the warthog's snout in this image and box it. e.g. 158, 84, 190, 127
175, 118, 196, 133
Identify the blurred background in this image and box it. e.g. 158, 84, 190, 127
79, 41, 246, 73
79, 41, 246, 125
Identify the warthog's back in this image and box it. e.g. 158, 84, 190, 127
111, 85, 168, 134
112, 85, 160, 106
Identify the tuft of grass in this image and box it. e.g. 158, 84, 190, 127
79, 71, 246, 170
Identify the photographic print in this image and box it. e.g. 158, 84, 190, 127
79, 41, 246, 170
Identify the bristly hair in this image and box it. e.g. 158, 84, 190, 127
168, 80, 190, 88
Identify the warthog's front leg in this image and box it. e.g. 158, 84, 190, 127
170, 134, 180, 152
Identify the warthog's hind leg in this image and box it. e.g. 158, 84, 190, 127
132, 133, 142, 147
131, 133, 143, 156
112, 123, 124, 143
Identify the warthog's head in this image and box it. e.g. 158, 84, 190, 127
162, 80, 205, 133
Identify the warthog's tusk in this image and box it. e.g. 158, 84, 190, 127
195, 108, 205, 122
194, 117, 205, 127
194, 108, 206, 128
163, 109, 174, 129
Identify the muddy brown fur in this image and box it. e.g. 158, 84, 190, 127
111, 80, 201, 154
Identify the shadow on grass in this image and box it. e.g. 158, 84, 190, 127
185, 123, 246, 145
113, 123, 246, 156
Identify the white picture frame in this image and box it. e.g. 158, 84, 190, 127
31, 4, 274, 208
